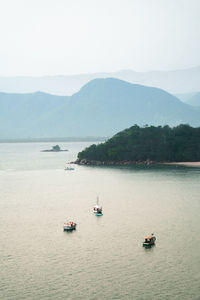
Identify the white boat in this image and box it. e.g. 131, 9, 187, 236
63, 221, 77, 231
93, 197, 103, 214
64, 164, 74, 171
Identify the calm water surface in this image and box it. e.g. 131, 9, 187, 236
0, 142, 200, 300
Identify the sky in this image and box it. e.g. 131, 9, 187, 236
0, 0, 199, 76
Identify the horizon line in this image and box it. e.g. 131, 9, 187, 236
0, 65, 199, 78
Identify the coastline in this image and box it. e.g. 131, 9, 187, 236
164, 162, 200, 167
73, 159, 200, 167
73, 159, 160, 166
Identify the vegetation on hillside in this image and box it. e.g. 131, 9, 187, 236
77, 124, 200, 162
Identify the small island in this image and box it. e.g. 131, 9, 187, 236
41, 145, 68, 152
74, 124, 200, 165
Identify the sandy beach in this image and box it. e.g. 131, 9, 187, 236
166, 162, 200, 167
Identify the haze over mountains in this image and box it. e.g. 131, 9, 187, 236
177, 92, 200, 107
0, 66, 200, 96
1, 78, 200, 139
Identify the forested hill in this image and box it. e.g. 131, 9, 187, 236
77, 124, 200, 164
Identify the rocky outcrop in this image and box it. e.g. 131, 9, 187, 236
41, 145, 68, 152
73, 158, 156, 166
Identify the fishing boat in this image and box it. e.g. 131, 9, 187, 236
93, 196, 102, 213
143, 234, 156, 247
63, 221, 77, 231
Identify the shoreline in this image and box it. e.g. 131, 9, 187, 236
73, 159, 200, 167
164, 162, 200, 167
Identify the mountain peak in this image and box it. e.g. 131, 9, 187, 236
1, 78, 200, 139
77, 77, 144, 97
79, 77, 130, 89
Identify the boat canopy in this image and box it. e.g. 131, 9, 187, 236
64, 222, 74, 225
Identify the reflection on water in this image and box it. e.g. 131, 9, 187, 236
0, 142, 200, 300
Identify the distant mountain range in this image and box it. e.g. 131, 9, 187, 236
0, 66, 200, 95
1, 78, 200, 139
176, 92, 200, 107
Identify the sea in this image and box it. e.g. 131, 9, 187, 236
0, 142, 200, 300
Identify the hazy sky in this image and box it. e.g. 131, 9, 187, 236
0, 0, 199, 76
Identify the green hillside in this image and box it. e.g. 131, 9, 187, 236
77, 124, 200, 163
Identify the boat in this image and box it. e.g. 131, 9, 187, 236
93, 196, 102, 213
96, 207, 103, 216
64, 164, 74, 171
143, 233, 156, 247
63, 221, 77, 231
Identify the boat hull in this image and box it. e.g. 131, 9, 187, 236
63, 223, 77, 231
63, 226, 76, 231
143, 236, 156, 247
143, 242, 155, 247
